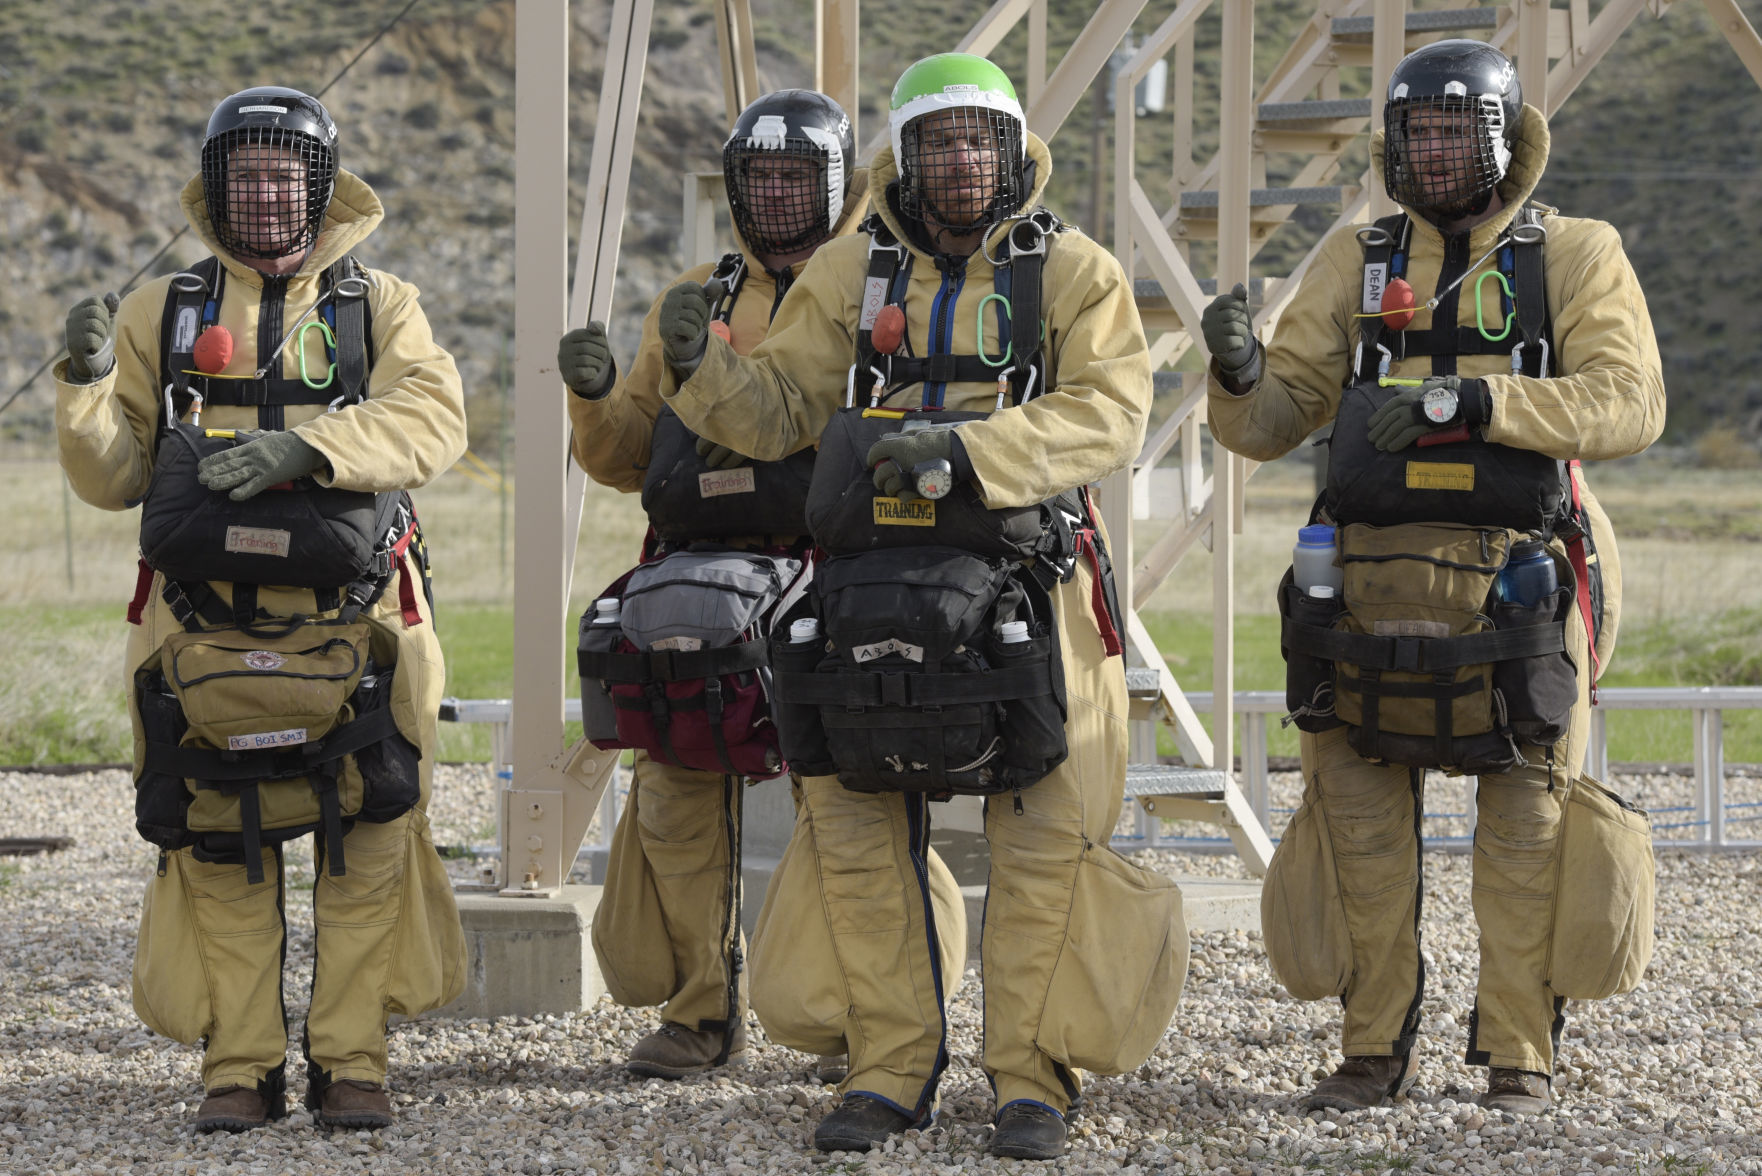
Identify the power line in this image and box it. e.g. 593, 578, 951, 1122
0, 0, 425, 421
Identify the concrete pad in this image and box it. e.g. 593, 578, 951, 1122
445, 884, 605, 1019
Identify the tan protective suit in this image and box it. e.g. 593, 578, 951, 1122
661, 134, 1188, 1120
574, 173, 964, 1037
54, 169, 467, 1096
1208, 107, 1664, 1074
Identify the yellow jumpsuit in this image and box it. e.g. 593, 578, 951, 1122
55, 170, 467, 1098
1208, 105, 1665, 1075
661, 133, 1188, 1120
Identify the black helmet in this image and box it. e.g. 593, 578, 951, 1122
723, 90, 854, 260
201, 86, 339, 260
1382, 40, 1521, 216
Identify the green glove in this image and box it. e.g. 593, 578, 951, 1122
197, 431, 327, 501
658, 279, 725, 375
1366, 375, 1489, 452
558, 321, 616, 399
1199, 282, 1259, 380
694, 434, 749, 470
65, 293, 121, 383
865, 428, 956, 503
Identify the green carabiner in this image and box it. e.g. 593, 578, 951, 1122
1474, 269, 1515, 343
298, 319, 338, 390
976, 292, 1012, 367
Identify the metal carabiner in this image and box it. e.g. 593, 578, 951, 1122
169, 270, 211, 295
1510, 219, 1547, 247
1354, 225, 1393, 249
297, 319, 338, 390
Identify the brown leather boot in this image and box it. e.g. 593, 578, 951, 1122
1302, 1052, 1418, 1111
813, 1094, 914, 1152
626, 1020, 749, 1079
194, 1084, 285, 1133
314, 1079, 393, 1129
1481, 1068, 1551, 1114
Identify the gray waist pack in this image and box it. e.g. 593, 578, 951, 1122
577, 548, 805, 778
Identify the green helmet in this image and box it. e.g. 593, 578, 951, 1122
888, 53, 1027, 235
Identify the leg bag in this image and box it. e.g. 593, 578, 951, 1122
1545, 775, 1655, 999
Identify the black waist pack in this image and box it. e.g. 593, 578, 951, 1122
1328, 378, 1567, 533
769, 545, 1067, 796
641, 405, 816, 541
139, 422, 403, 589
806, 407, 1048, 558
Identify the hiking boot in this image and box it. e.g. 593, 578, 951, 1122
626, 1020, 748, 1079
1302, 1052, 1418, 1111
1481, 1068, 1551, 1114
194, 1084, 284, 1133
311, 1079, 393, 1130
989, 1101, 1067, 1160
812, 1094, 913, 1152
812, 1053, 849, 1085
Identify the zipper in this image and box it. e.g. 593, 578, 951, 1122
925, 258, 967, 407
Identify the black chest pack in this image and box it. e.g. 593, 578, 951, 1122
130, 255, 428, 882
640, 252, 817, 543
761, 211, 1125, 800
1281, 208, 1606, 775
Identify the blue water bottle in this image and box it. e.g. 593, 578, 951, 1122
1293, 524, 1344, 597
1497, 539, 1557, 607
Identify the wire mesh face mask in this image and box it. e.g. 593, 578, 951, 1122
202, 129, 335, 260
1383, 95, 1509, 217
897, 105, 1024, 236
725, 144, 835, 259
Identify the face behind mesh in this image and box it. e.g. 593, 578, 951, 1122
898, 106, 1023, 235
1384, 96, 1506, 215
725, 144, 831, 258
202, 129, 336, 260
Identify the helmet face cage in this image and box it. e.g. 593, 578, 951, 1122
201, 88, 338, 261
897, 104, 1024, 235
723, 91, 852, 259
1383, 94, 1509, 214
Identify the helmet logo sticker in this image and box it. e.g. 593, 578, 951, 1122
1443, 81, 1468, 97
802, 125, 845, 214
745, 115, 789, 150
237, 104, 289, 115
242, 650, 287, 671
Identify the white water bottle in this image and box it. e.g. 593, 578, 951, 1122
1293, 524, 1344, 598
789, 617, 822, 644
591, 597, 622, 626
998, 620, 1030, 644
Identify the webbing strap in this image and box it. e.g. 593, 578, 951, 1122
773, 661, 1046, 708
1565, 459, 1600, 701
127, 559, 156, 626
579, 640, 767, 685
239, 785, 265, 884
144, 706, 401, 782
1284, 616, 1564, 672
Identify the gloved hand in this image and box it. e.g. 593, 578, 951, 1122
1366, 375, 1490, 452
558, 321, 616, 399
658, 279, 724, 375
866, 428, 955, 503
694, 434, 749, 470
197, 431, 327, 501
65, 293, 121, 383
1199, 282, 1259, 381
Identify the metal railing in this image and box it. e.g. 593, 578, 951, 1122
443, 686, 1762, 855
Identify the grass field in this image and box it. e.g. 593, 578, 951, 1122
7, 450, 1762, 766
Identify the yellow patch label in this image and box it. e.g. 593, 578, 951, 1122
873, 497, 936, 526
1405, 462, 1476, 492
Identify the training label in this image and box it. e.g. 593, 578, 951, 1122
228, 727, 309, 751
873, 498, 936, 526
1405, 462, 1476, 492
225, 525, 293, 558
1362, 262, 1388, 314
852, 638, 924, 664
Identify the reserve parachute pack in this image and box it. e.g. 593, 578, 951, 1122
1281, 207, 1606, 774
129, 256, 428, 877
578, 547, 805, 778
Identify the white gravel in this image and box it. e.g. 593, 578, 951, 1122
3, 763, 1760, 1175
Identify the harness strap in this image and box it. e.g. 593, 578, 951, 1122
579, 640, 768, 685
239, 784, 265, 884
774, 661, 1046, 708
1564, 459, 1601, 702
128, 559, 156, 625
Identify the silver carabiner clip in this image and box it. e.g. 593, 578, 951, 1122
1510, 220, 1547, 247
169, 270, 211, 295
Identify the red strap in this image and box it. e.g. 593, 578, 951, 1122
126, 559, 155, 625
396, 551, 424, 627
1075, 529, 1123, 657
1416, 423, 1471, 447
1565, 459, 1599, 704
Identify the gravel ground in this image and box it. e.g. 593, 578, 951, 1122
3, 763, 1760, 1176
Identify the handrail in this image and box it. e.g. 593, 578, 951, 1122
442, 686, 1762, 852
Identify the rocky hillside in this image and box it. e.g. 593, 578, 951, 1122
1, 0, 1757, 456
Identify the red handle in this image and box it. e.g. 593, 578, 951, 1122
1417, 424, 1470, 448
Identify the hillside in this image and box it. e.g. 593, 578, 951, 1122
0, 0, 1758, 456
